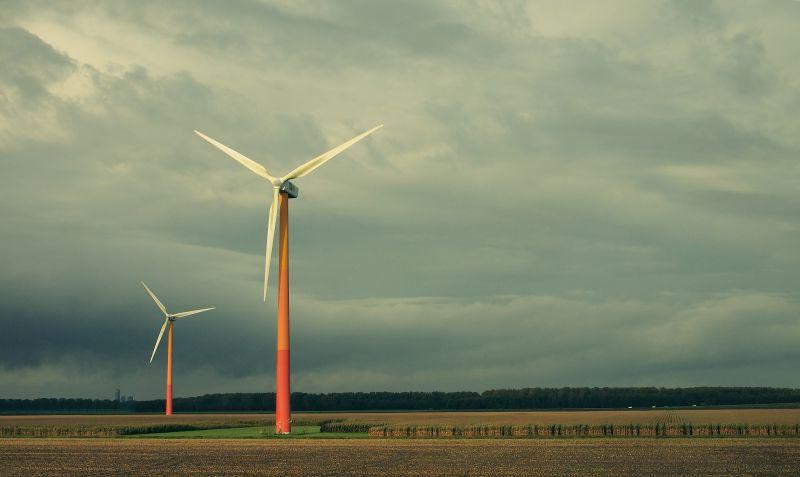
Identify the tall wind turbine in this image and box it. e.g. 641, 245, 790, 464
142, 282, 214, 416
195, 124, 382, 433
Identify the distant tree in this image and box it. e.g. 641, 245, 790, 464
3, 387, 800, 413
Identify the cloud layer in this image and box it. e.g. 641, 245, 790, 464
1, 1, 799, 398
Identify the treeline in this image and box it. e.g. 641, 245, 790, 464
477, 387, 800, 409
3, 387, 800, 413
0, 398, 136, 413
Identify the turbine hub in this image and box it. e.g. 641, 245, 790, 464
280, 181, 299, 199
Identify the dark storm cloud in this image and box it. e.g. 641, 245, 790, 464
1, 1, 800, 398
0, 27, 73, 100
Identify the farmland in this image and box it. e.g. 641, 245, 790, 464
3, 408, 800, 427
4, 409, 800, 439
2, 410, 798, 475
135, 425, 368, 439
1, 438, 799, 476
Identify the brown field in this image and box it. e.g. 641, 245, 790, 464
311, 409, 800, 426
3, 408, 800, 427
0, 413, 277, 427
1, 438, 799, 476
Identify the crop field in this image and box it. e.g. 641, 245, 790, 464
310, 408, 800, 426
4, 408, 800, 427
3, 411, 798, 475
1, 438, 799, 476
0, 414, 277, 426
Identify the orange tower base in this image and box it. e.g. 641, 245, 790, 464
165, 322, 173, 416
275, 192, 291, 434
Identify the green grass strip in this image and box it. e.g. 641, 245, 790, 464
129, 425, 368, 439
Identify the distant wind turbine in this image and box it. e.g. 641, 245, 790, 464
142, 281, 214, 416
194, 124, 382, 433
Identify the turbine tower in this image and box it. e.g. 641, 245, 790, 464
195, 124, 382, 433
142, 282, 215, 416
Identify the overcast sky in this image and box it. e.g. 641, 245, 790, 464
2, 1, 799, 400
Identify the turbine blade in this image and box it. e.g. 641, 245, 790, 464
263, 188, 279, 302
194, 130, 275, 180
141, 282, 167, 316
173, 307, 215, 318
281, 124, 382, 181
149, 318, 169, 363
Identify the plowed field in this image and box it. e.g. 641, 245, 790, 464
1, 438, 798, 476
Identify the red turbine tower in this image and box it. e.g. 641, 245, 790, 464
195, 124, 382, 433
142, 282, 215, 416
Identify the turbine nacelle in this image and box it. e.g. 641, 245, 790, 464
280, 181, 299, 199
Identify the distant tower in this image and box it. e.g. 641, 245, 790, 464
115, 389, 121, 402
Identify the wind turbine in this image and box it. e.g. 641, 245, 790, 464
142, 281, 214, 416
194, 124, 382, 433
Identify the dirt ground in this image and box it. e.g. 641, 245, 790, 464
3, 408, 800, 426
1, 438, 798, 476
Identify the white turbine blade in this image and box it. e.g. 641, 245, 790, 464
149, 318, 169, 363
194, 130, 275, 180
263, 187, 279, 302
141, 282, 167, 317
173, 307, 215, 319
281, 124, 383, 181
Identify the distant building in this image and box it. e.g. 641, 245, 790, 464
126, 396, 134, 402
115, 389, 121, 402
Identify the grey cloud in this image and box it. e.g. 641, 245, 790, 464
0, 27, 74, 100
718, 31, 774, 96
665, 0, 726, 32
